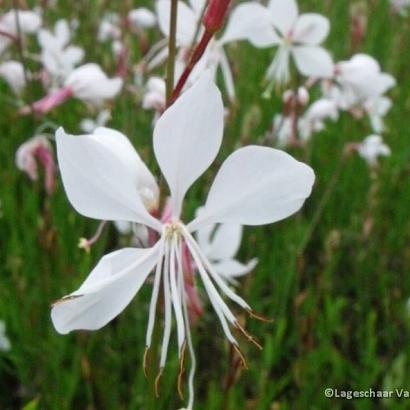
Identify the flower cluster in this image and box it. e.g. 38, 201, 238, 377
0, 1, 400, 407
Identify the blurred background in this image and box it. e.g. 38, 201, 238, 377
0, 0, 410, 409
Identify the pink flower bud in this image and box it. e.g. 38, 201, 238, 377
20, 86, 73, 115
16, 135, 56, 195
203, 0, 231, 33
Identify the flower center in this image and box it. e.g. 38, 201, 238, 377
164, 222, 183, 240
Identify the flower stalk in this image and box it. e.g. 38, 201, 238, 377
165, 0, 179, 104
169, 0, 231, 105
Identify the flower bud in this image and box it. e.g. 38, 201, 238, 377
128, 8, 156, 29
203, 0, 231, 33
16, 135, 56, 195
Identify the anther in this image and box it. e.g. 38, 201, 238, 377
51, 294, 82, 306
154, 368, 164, 398
143, 347, 149, 378
235, 322, 263, 351
177, 341, 187, 400
247, 308, 274, 323
232, 344, 248, 370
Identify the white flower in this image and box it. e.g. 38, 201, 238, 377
305, 98, 338, 122
0, 321, 11, 352
65, 63, 123, 106
0, 60, 26, 94
357, 135, 391, 166
335, 54, 396, 103
38, 19, 84, 85
128, 8, 157, 29
297, 98, 338, 141
142, 76, 166, 112
0, 9, 41, 55
80, 109, 111, 133
98, 12, 121, 42
195, 210, 258, 283
51, 75, 314, 407
364, 96, 392, 134
247, 0, 334, 85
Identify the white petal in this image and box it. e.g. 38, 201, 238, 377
207, 223, 243, 260
220, 3, 280, 47
292, 13, 329, 45
268, 0, 298, 36
213, 258, 258, 278
372, 73, 396, 96
93, 127, 160, 211
188, 146, 315, 229
292, 46, 333, 78
156, 0, 199, 47
51, 245, 160, 334
55, 19, 70, 46
66, 64, 122, 103
153, 73, 224, 217
64, 46, 84, 66
38, 29, 60, 51
56, 128, 161, 231
188, 0, 206, 16
0, 60, 26, 94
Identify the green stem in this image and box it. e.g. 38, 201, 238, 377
166, 0, 178, 104
145, 300, 163, 408
12, 1, 35, 117
297, 153, 347, 257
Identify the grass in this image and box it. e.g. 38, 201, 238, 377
1, 0, 410, 409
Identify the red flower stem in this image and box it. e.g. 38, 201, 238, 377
168, 30, 213, 106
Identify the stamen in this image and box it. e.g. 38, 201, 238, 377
143, 346, 149, 378
169, 239, 186, 352
183, 235, 238, 344
182, 227, 251, 311
247, 308, 274, 323
154, 367, 164, 398
232, 344, 248, 370
51, 294, 82, 306
78, 221, 107, 253
176, 241, 197, 410
234, 322, 263, 351
178, 341, 187, 400
159, 242, 172, 368
145, 238, 165, 348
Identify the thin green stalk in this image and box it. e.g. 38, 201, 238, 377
297, 153, 347, 257
166, 0, 179, 104
12, 1, 35, 116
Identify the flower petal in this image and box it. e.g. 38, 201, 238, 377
188, 0, 206, 16
213, 258, 258, 278
292, 46, 333, 78
156, 0, 199, 47
220, 3, 280, 47
51, 245, 160, 334
188, 146, 315, 229
153, 73, 224, 217
268, 0, 298, 36
207, 223, 243, 260
56, 127, 161, 230
292, 13, 329, 45
54, 19, 70, 46
94, 127, 160, 211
